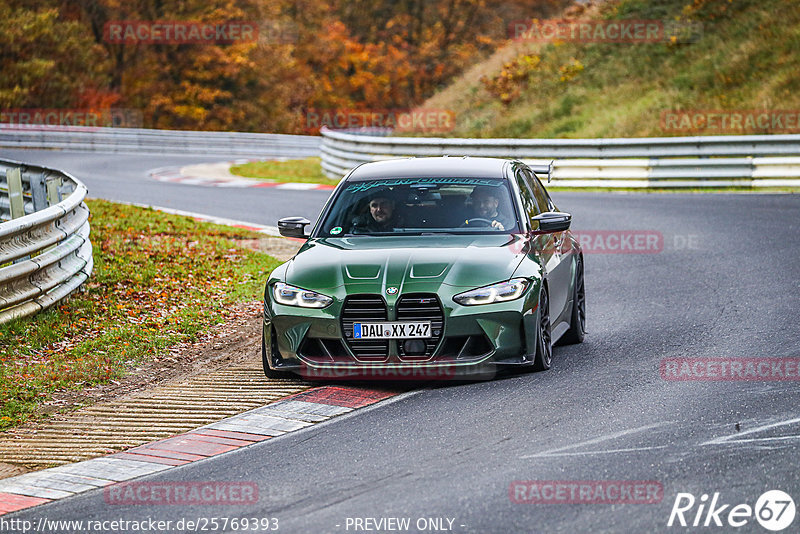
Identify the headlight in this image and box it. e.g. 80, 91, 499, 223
272, 282, 333, 308
453, 278, 530, 306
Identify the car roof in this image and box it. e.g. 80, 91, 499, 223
347, 157, 510, 181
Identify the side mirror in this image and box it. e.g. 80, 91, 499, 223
531, 211, 571, 233
278, 216, 311, 238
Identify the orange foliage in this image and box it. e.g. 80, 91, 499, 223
2, 0, 569, 132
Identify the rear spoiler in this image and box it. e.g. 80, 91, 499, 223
528, 160, 555, 184
528, 160, 554, 183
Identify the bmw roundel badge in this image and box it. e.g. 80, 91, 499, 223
386, 287, 398, 295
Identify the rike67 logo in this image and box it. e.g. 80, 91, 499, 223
668, 490, 796, 531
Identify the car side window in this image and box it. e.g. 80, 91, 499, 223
515, 169, 540, 223
523, 169, 552, 213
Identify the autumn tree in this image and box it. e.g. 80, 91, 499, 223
334, 0, 571, 102
0, 0, 111, 110
2, 0, 570, 132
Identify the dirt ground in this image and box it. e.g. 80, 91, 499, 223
239, 236, 304, 262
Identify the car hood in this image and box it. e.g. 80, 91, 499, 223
284, 234, 528, 292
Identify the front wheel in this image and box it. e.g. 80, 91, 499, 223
262, 327, 295, 380
532, 286, 552, 371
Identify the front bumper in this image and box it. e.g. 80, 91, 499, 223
263, 292, 540, 379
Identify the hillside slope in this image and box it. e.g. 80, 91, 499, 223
422, 0, 800, 138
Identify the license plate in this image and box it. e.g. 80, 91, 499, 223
353, 322, 431, 339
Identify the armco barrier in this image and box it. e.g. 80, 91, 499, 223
320, 128, 800, 188
4, 124, 798, 188
0, 159, 92, 324
0, 124, 321, 158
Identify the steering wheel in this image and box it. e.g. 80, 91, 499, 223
462, 218, 494, 227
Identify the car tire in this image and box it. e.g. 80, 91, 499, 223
532, 285, 553, 371
559, 255, 586, 345
262, 327, 295, 380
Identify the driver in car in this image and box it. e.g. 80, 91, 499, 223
465, 185, 514, 231
351, 189, 404, 233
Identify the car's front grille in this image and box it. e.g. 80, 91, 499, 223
396, 294, 444, 361
341, 295, 389, 362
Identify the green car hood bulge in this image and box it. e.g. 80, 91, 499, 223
284, 234, 528, 292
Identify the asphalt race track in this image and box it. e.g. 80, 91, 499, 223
0, 149, 331, 225
3, 149, 800, 533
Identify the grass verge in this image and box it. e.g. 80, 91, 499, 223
230, 157, 339, 186
0, 199, 281, 431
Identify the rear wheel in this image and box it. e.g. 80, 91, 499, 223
559, 255, 585, 345
262, 327, 295, 380
532, 286, 552, 371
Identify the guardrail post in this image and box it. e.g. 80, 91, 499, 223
46, 174, 63, 205
30, 170, 48, 211
6, 168, 24, 219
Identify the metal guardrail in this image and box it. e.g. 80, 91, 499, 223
0, 124, 321, 158
0, 159, 92, 324
320, 128, 800, 188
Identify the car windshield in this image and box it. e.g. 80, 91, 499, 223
317, 177, 519, 237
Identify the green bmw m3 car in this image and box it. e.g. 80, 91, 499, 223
262, 157, 585, 380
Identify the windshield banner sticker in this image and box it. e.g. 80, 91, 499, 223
345, 177, 500, 193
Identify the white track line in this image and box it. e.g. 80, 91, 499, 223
520, 422, 672, 459
702, 416, 800, 446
